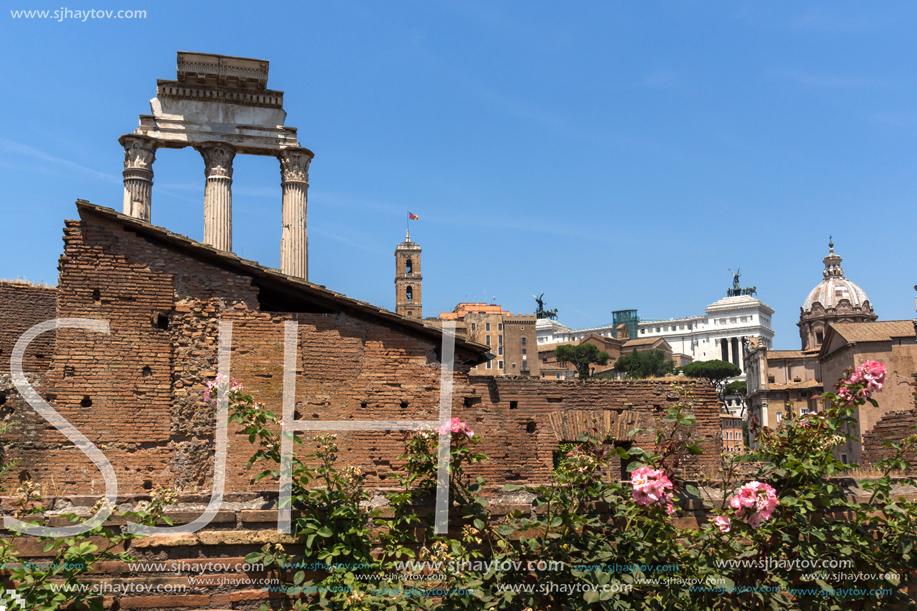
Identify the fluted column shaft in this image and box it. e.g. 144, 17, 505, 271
120, 135, 157, 221
279, 148, 313, 280
198, 142, 236, 252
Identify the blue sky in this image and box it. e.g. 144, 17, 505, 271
2, 1, 915, 349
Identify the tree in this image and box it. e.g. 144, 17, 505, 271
724, 380, 748, 418
678, 359, 741, 402
613, 349, 675, 379
554, 343, 609, 380
724, 380, 747, 397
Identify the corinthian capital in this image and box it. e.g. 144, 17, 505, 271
279, 148, 313, 184
198, 142, 236, 179
120, 135, 157, 171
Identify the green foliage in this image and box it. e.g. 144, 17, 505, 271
679, 360, 742, 401
614, 349, 676, 379
228, 373, 917, 610
552, 441, 578, 472
724, 380, 747, 397
0, 483, 175, 610
679, 360, 741, 382
555, 343, 610, 380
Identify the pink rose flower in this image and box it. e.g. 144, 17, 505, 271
204, 374, 244, 402
631, 467, 675, 512
439, 417, 474, 439
838, 361, 886, 404
727, 482, 778, 529
713, 516, 731, 533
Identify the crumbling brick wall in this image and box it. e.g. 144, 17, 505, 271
0, 207, 721, 495
0, 281, 57, 375
860, 372, 917, 466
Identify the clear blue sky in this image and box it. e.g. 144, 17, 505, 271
2, 2, 915, 349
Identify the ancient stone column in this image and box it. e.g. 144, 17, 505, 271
119, 135, 157, 221
198, 142, 236, 252
279, 148, 313, 280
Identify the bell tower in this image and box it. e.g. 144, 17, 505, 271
395, 230, 422, 319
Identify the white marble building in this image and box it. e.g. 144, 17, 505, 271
536, 295, 775, 377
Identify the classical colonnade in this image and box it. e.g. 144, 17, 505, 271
120, 134, 312, 280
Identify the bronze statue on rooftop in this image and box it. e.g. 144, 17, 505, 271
533, 293, 557, 320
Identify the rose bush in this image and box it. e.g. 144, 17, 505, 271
220, 364, 917, 611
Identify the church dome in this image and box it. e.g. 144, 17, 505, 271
798, 241, 877, 351
802, 242, 870, 312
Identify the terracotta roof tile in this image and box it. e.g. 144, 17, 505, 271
828, 321, 915, 343
622, 337, 665, 347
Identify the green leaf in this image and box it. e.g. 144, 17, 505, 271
317, 526, 333, 537
244, 552, 265, 564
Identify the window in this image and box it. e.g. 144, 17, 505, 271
498, 346, 503, 355
776, 413, 783, 423
522, 362, 528, 371
406, 286, 413, 301
405, 259, 413, 274
485, 335, 491, 345
486, 360, 492, 370
470, 323, 476, 331
641, 329, 646, 334
841, 454, 848, 465
486, 322, 491, 331
499, 335, 503, 345
498, 323, 503, 331
498, 360, 503, 369
522, 348, 526, 355
543, 357, 548, 363
521, 337, 527, 344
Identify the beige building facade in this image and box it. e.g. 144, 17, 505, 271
746, 242, 917, 464
438, 303, 539, 377
818, 321, 917, 464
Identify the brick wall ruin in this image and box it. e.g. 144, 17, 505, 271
860, 372, 917, 466
0, 204, 721, 496
0, 281, 57, 374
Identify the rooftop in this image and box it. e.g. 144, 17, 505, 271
827, 320, 915, 344
75, 201, 489, 365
